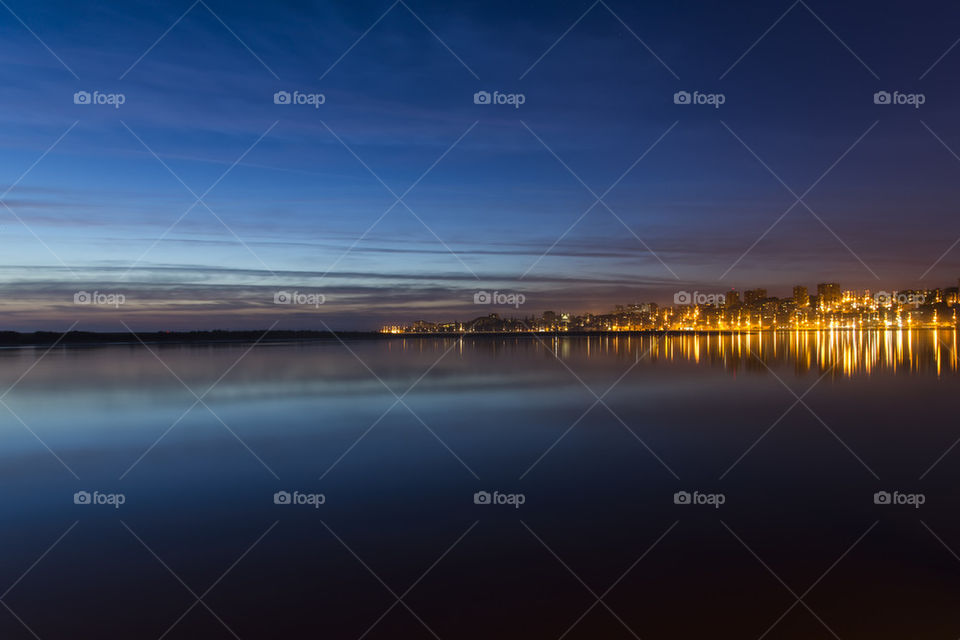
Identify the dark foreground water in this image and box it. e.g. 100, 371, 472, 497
1, 330, 959, 639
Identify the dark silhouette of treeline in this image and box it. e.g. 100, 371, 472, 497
0, 330, 380, 346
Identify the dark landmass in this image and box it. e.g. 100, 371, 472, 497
0, 330, 379, 347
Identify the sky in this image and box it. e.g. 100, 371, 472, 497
1, 0, 960, 330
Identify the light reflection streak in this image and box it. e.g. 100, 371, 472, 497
389, 329, 959, 378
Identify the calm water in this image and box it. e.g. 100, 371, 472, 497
1, 330, 959, 638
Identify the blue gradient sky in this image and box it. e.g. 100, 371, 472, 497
2, 0, 960, 329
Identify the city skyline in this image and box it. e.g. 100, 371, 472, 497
383, 278, 960, 332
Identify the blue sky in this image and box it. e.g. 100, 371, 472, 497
1, 0, 960, 329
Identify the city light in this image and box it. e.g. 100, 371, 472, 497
383, 281, 960, 333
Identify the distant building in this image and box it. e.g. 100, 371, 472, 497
761, 300, 779, 324
627, 302, 658, 314
725, 290, 740, 306
946, 287, 959, 306
793, 285, 809, 308
817, 282, 841, 307
744, 288, 767, 305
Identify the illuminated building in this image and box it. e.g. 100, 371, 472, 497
817, 282, 841, 307
793, 286, 809, 308
744, 288, 767, 305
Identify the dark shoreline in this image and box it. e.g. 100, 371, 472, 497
0, 327, 954, 348
0, 330, 377, 347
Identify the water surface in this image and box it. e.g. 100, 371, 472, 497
1, 331, 958, 638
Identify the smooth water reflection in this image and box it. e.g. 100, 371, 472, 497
0, 331, 958, 638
